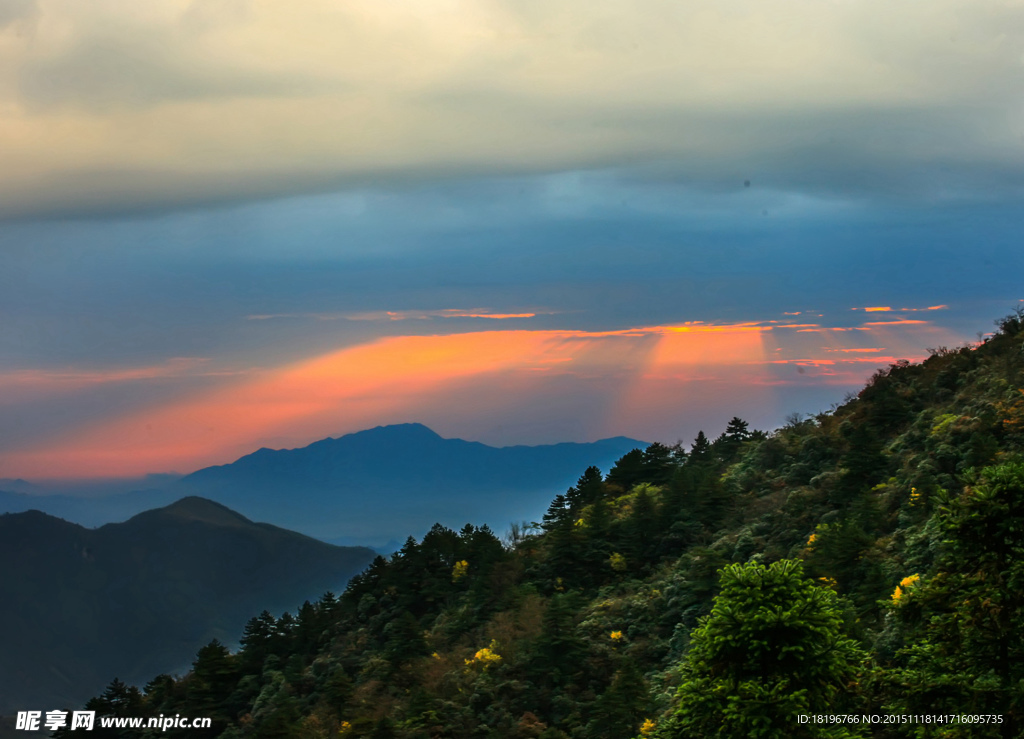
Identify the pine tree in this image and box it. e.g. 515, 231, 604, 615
641, 443, 676, 485
568, 466, 605, 509
607, 449, 647, 492
624, 485, 658, 570
187, 640, 239, 727
689, 431, 712, 464
542, 494, 573, 532
714, 417, 752, 462
54, 678, 146, 738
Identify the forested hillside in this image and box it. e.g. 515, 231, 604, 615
67, 310, 1024, 738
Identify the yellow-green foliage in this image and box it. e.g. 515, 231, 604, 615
464, 640, 502, 668
451, 559, 469, 582
931, 412, 960, 435
890, 573, 919, 602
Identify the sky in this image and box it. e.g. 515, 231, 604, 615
1, 0, 1023, 481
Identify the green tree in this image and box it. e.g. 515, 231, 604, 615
187, 640, 240, 729
529, 593, 587, 695
569, 465, 606, 508
54, 678, 146, 738
383, 610, 428, 665
689, 431, 712, 464
835, 420, 886, 505
542, 493, 573, 532
641, 442, 677, 486
880, 461, 1024, 737
586, 659, 650, 739
658, 560, 865, 738
239, 610, 278, 671
624, 484, 659, 569
607, 449, 647, 492
713, 417, 752, 463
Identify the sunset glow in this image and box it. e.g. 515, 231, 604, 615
0, 316, 960, 479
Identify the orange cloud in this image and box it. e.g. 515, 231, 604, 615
0, 358, 230, 404
854, 304, 949, 313
0, 316, 960, 479
0, 358, 213, 387
643, 325, 768, 372
863, 319, 928, 326
768, 356, 903, 366
247, 308, 544, 321
662, 322, 771, 334
3, 329, 644, 477
825, 347, 885, 353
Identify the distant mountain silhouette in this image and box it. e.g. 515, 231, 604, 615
0, 486, 178, 528
179, 423, 648, 541
0, 425, 648, 543
0, 498, 375, 713
0, 478, 38, 493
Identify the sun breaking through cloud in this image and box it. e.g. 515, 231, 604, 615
0, 316, 960, 478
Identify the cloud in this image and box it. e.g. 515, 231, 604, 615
0, 316, 959, 478
2, 0, 1024, 217
863, 319, 929, 327
6, 173, 1017, 379
824, 348, 885, 353
0, 0, 35, 28
18, 37, 317, 110
246, 308, 544, 322
0, 357, 219, 397
853, 304, 950, 313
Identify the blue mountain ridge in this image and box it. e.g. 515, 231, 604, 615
2, 424, 649, 545
180, 423, 648, 542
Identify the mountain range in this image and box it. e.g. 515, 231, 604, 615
1, 424, 647, 544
